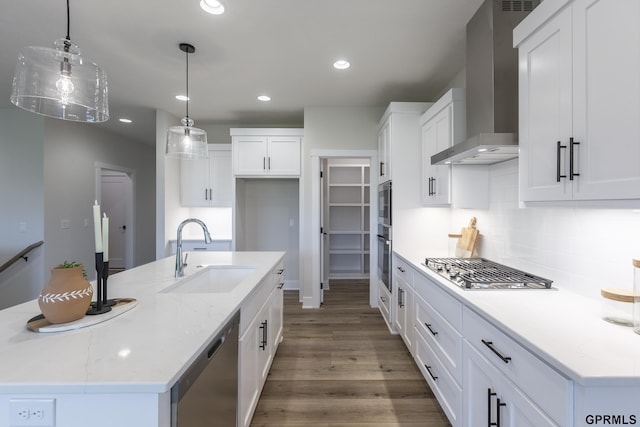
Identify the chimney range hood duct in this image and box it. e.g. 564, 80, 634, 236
431, 0, 539, 166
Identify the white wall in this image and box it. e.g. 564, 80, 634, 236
44, 119, 156, 281
0, 108, 44, 309
449, 160, 640, 300
301, 106, 385, 306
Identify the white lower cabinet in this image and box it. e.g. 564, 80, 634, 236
462, 307, 571, 427
393, 256, 414, 351
238, 262, 284, 427
377, 280, 394, 333
463, 342, 558, 427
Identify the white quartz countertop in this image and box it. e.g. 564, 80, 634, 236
0, 251, 284, 394
396, 250, 640, 387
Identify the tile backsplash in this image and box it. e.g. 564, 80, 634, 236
447, 159, 640, 300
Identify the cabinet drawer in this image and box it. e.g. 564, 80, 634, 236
414, 271, 462, 331
240, 272, 277, 335
393, 256, 414, 287
415, 292, 462, 384
378, 281, 391, 325
415, 333, 461, 426
463, 307, 572, 425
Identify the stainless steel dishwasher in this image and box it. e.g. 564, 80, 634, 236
171, 311, 239, 426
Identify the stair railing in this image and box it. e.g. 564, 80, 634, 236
0, 241, 44, 275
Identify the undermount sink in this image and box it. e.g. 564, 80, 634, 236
162, 265, 255, 294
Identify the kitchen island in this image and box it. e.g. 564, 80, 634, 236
0, 251, 285, 427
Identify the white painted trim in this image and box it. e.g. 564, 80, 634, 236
95, 162, 136, 269
230, 128, 303, 137
310, 149, 379, 309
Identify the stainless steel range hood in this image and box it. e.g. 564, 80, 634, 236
431, 0, 539, 166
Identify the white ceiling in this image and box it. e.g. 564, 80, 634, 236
0, 0, 484, 145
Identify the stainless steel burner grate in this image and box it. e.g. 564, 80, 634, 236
424, 257, 553, 289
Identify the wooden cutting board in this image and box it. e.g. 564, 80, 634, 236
448, 217, 478, 258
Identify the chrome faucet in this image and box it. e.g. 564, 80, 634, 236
175, 218, 213, 277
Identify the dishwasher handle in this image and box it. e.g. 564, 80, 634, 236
207, 335, 225, 359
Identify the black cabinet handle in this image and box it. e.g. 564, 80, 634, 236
277, 268, 284, 275
259, 320, 268, 350
263, 157, 266, 170
570, 137, 580, 180
482, 339, 511, 363
424, 365, 438, 381
209, 188, 212, 200
425, 323, 438, 336
398, 288, 404, 308
268, 157, 271, 170
397, 266, 405, 273
496, 398, 506, 427
380, 296, 386, 303
556, 141, 567, 182
380, 162, 385, 176
428, 177, 433, 196
488, 388, 496, 427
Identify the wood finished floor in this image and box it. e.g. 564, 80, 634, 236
250, 280, 451, 427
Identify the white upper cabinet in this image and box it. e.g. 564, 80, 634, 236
231, 129, 302, 177
420, 88, 465, 206
516, 0, 640, 202
377, 120, 391, 183
180, 144, 232, 207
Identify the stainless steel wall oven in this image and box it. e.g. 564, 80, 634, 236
377, 182, 392, 292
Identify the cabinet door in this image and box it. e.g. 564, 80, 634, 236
266, 136, 300, 176
234, 136, 267, 175
209, 149, 232, 206
238, 322, 260, 427
180, 156, 210, 206
270, 273, 284, 349
462, 341, 501, 427
421, 107, 451, 205
500, 378, 558, 427
378, 121, 391, 182
518, 5, 573, 202
571, 0, 640, 200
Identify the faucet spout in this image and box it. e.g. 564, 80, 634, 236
175, 218, 212, 277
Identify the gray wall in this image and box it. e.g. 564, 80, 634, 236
0, 108, 45, 309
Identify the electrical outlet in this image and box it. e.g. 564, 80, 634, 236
60, 219, 70, 229
9, 399, 55, 427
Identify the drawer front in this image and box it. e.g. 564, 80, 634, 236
463, 307, 572, 425
414, 271, 462, 331
415, 333, 461, 426
240, 270, 277, 335
378, 281, 392, 328
415, 292, 462, 383
393, 255, 414, 287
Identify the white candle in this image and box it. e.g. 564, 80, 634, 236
102, 213, 109, 262
93, 201, 103, 253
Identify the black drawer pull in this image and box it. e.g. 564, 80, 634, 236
397, 266, 405, 273
569, 137, 580, 180
556, 140, 566, 182
425, 323, 438, 336
482, 339, 511, 363
424, 364, 438, 381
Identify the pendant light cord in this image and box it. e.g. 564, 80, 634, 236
185, 47, 190, 120
63, 0, 71, 53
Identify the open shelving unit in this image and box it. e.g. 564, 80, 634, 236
326, 159, 370, 279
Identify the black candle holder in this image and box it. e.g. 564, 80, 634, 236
86, 252, 111, 315
102, 260, 117, 307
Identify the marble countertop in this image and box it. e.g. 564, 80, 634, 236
396, 250, 640, 387
0, 251, 284, 394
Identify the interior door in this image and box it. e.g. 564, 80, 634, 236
101, 171, 130, 270
319, 159, 328, 303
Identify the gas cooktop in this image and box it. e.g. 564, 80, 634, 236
423, 257, 554, 290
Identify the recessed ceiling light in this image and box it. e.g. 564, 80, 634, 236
257, 95, 271, 102
200, 0, 225, 14
333, 60, 351, 70
478, 148, 488, 152
119, 118, 132, 124
175, 95, 189, 101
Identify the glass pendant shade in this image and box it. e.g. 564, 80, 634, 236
165, 43, 208, 160
10, 38, 109, 122
166, 117, 208, 159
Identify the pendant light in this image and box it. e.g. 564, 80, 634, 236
165, 43, 208, 159
10, 0, 109, 122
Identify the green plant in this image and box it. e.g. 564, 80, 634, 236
56, 260, 87, 278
